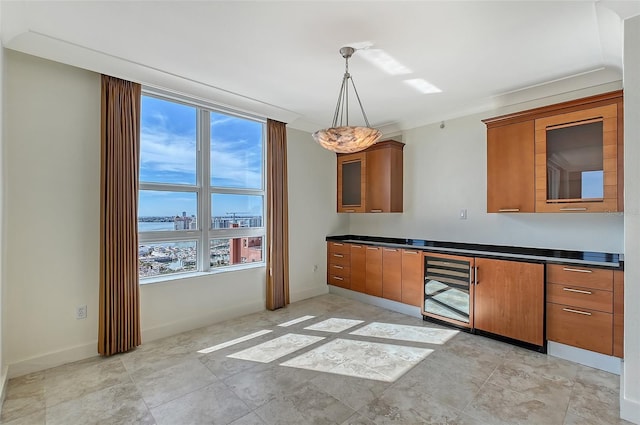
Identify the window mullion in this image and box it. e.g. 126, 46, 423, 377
199, 109, 211, 272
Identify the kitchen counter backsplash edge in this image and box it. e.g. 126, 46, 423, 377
326, 235, 623, 269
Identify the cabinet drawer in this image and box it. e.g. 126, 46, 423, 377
328, 263, 350, 278
547, 302, 613, 355
547, 283, 613, 313
328, 251, 350, 266
547, 264, 613, 291
328, 242, 351, 255
328, 274, 350, 288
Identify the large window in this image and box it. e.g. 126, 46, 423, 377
138, 92, 265, 280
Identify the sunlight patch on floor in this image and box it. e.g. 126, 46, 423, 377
197, 329, 273, 354
303, 318, 364, 333
277, 315, 316, 327
350, 322, 459, 345
281, 338, 433, 382
227, 333, 325, 363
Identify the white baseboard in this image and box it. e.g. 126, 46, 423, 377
7, 299, 266, 379
0, 365, 9, 406
328, 285, 422, 319
621, 370, 640, 424
547, 341, 622, 375
8, 341, 98, 379
289, 285, 329, 304
141, 299, 265, 342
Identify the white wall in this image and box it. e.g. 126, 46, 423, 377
2, 50, 345, 377
621, 14, 640, 425
287, 127, 348, 302
4, 50, 101, 376
349, 89, 624, 253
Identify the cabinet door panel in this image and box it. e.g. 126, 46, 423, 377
365, 247, 383, 297
474, 258, 544, 346
382, 248, 402, 302
487, 121, 535, 213
547, 302, 612, 355
350, 245, 366, 293
401, 250, 423, 307
337, 153, 366, 212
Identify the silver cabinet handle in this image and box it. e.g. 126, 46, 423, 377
560, 207, 588, 211
344, 209, 356, 213
404, 251, 419, 255
333, 265, 344, 269
333, 243, 344, 246
563, 267, 592, 273
370, 209, 383, 213
333, 254, 344, 258
366, 247, 379, 250
562, 287, 592, 295
352, 245, 362, 249
384, 248, 398, 252
498, 208, 520, 212
333, 276, 344, 281
474, 265, 479, 285
562, 307, 592, 316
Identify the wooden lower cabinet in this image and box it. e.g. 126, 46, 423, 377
365, 246, 383, 297
546, 263, 622, 357
327, 242, 351, 289
401, 249, 423, 307
474, 258, 544, 346
382, 248, 402, 302
350, 244, 366, 293
613, 270, 624, 358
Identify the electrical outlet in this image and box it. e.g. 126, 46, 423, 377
76, 305, 87, 320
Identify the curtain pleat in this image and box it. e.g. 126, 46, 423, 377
266, 119, 290, 310
98, 75, 142, 356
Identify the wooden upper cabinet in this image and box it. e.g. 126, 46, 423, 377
337, 140, 404, 213
486, 121, 535, 213
535, 104, 619, 213
483, 90, 623, 213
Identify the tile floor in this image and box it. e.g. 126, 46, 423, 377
0, 294, 632, 425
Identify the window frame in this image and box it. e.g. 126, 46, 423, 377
139, 88, 266, 282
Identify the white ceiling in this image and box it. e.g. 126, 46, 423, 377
2, 1, 639, 135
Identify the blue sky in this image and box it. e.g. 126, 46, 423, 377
139, 96, 264, 218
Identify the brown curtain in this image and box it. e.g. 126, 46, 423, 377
98, 75, 142, 356
266, 119, 290, 310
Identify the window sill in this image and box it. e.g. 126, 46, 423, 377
139, 262, 266, 286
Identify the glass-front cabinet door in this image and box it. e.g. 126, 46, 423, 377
337, 152, 366, 212
534, 103, 619, 212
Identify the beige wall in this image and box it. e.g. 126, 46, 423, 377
2, 50, 344, 377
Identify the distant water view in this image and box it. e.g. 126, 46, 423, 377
138, 221, 174, 231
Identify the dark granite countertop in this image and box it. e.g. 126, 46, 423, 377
326, 235, 623, 269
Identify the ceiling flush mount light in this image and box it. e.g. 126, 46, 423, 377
312, 47, 382, 154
